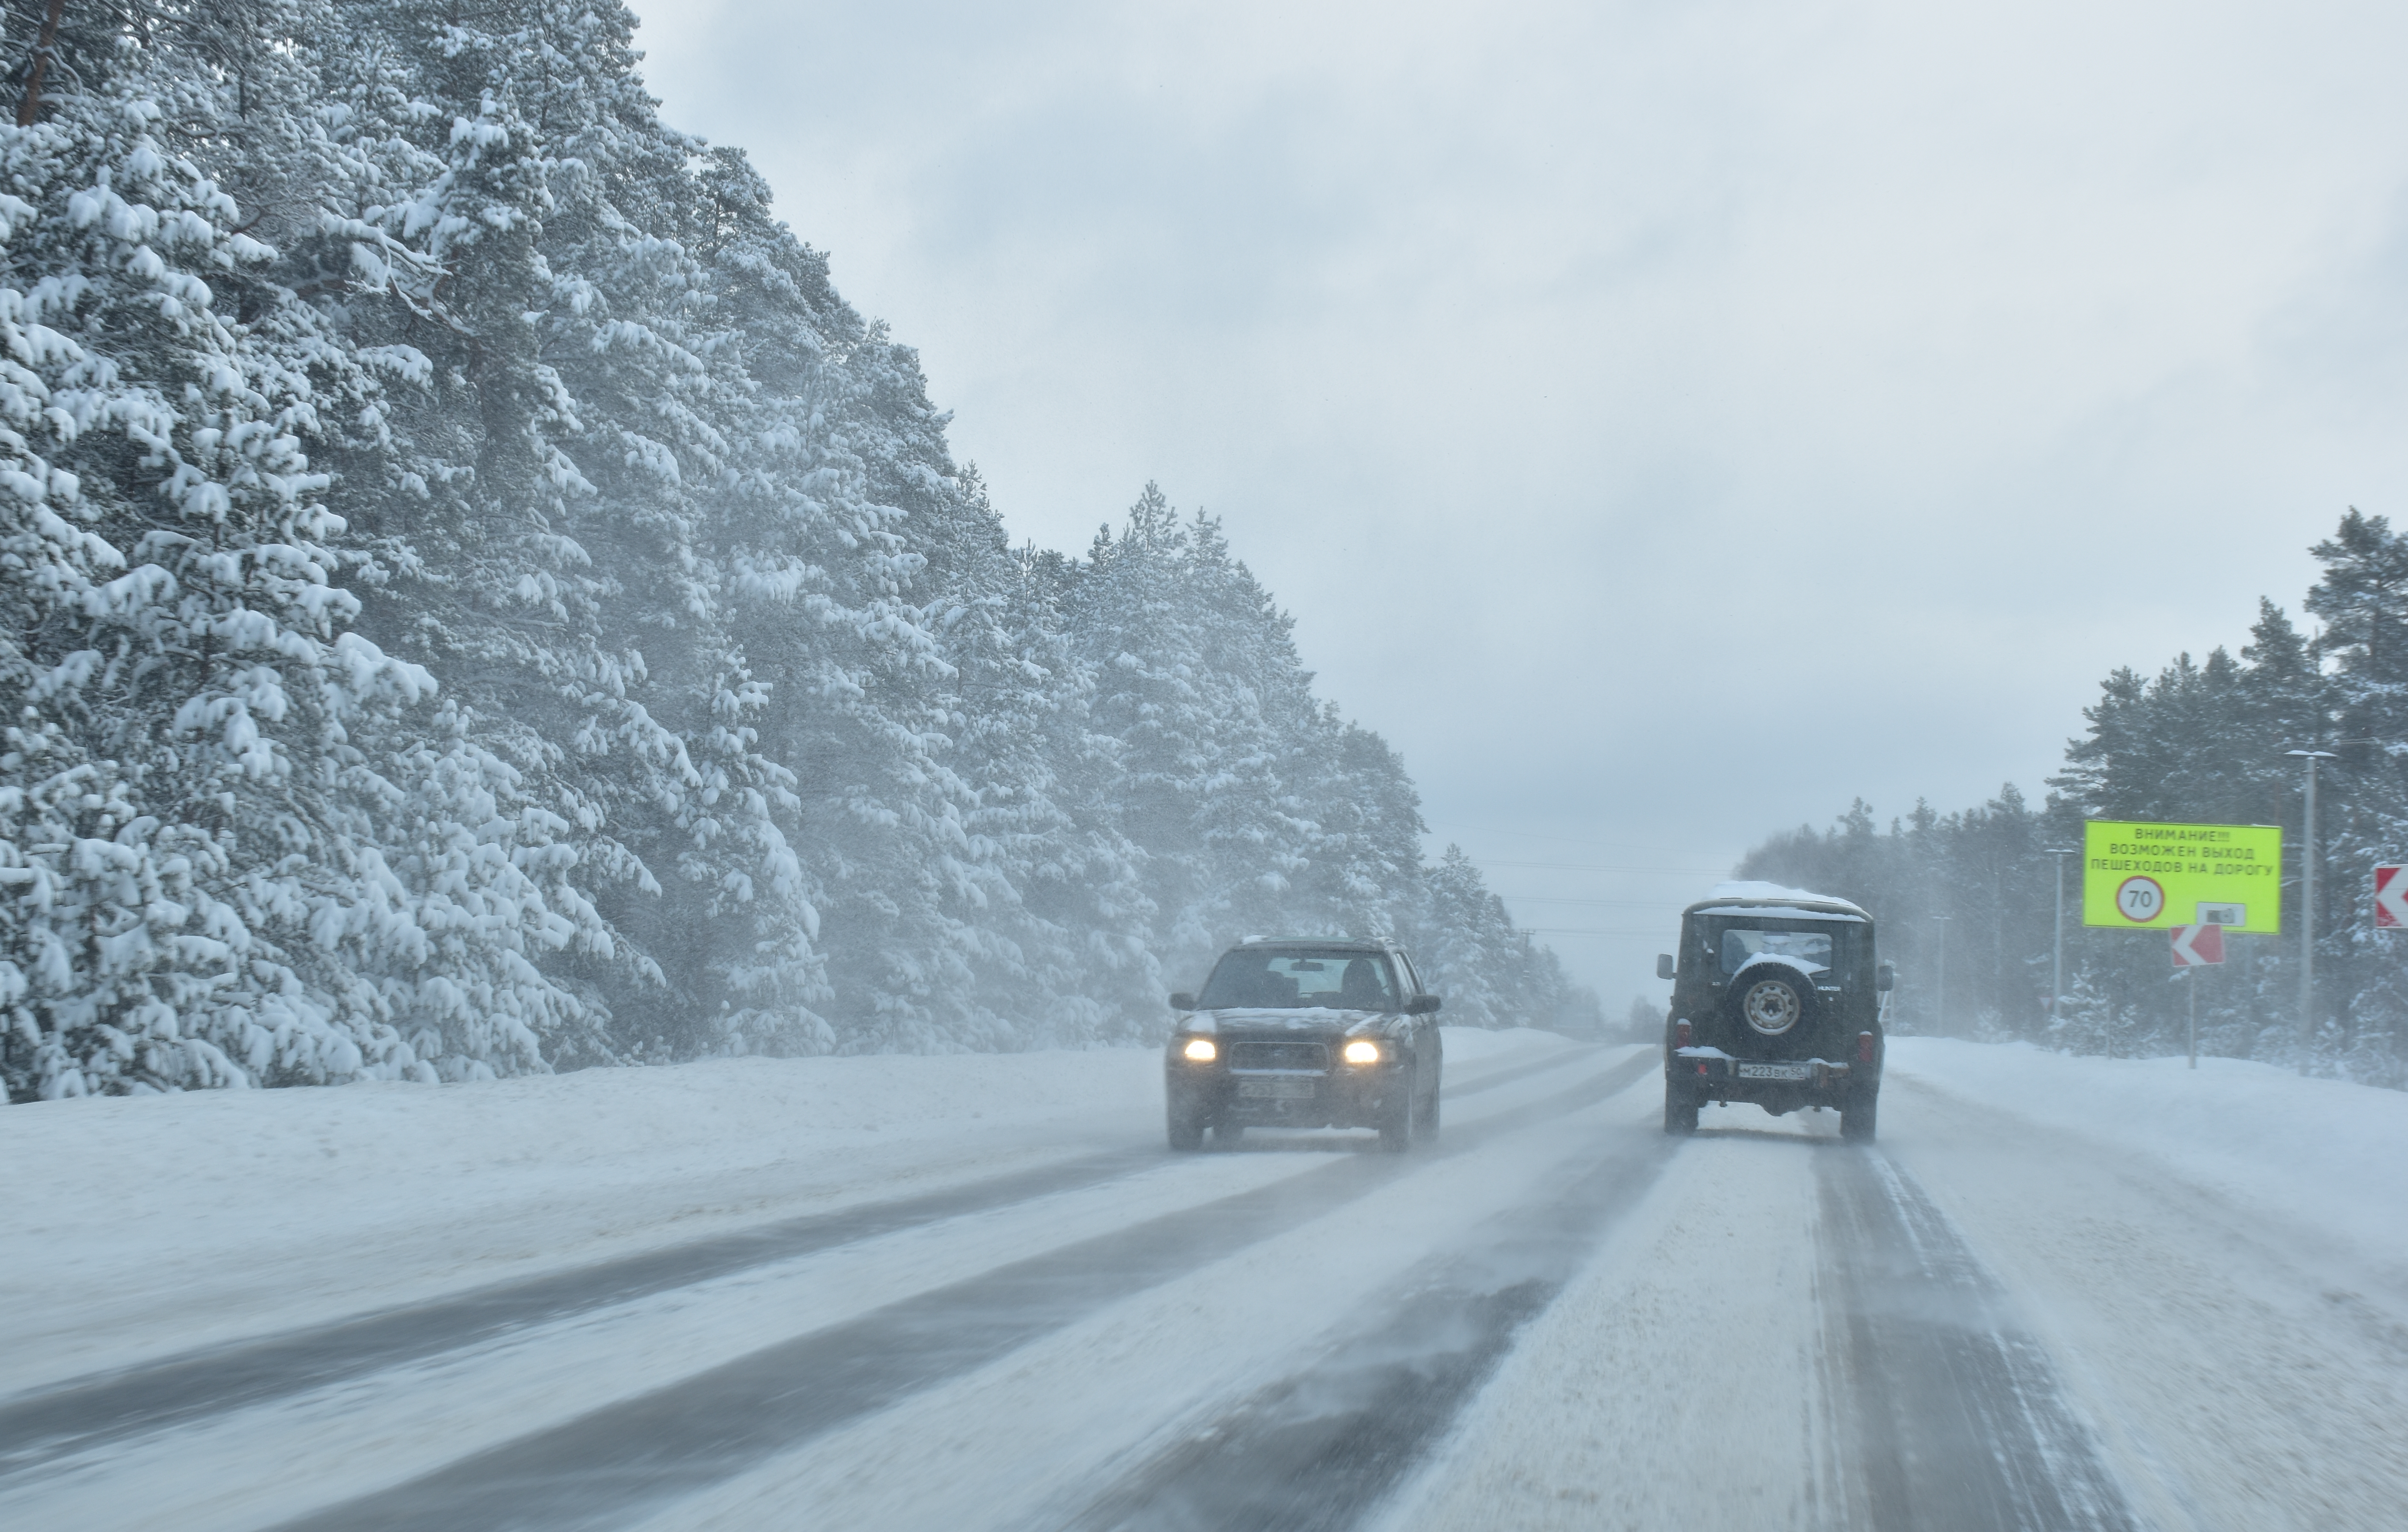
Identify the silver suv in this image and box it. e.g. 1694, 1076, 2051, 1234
1164, 938, 1443, 1152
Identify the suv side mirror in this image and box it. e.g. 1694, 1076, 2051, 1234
1169, 992, 1197, 1011
1874, 963, 1895, 993
1406, 994, 1442, 1015
1655, 953, 1676, 981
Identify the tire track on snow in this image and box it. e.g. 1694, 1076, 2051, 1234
262, 1051, 1651, 1532
0, 1045, 1596, 1476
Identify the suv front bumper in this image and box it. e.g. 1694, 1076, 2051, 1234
1166, 1064, 1403, 1129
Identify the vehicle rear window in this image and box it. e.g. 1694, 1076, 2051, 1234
1198, 950, 1399, 1009
1720, 929, 1833, 976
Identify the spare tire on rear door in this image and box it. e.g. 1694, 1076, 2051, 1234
1726, 959, 1819, 1041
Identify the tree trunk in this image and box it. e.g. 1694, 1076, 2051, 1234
17, 0, 68, 127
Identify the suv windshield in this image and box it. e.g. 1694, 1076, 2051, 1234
1198, 949, 1399, 1009
1720, 928, 1833, 976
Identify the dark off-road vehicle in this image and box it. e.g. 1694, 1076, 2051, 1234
1165, 938, 1443, 1153
1656, 884, 1891, 1141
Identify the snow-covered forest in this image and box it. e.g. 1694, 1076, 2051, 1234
0, 0, 1588, 1101
1739, 511, 2408, 1089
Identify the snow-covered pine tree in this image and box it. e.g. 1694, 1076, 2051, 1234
512, 13, 827, 1060
1179, 509, 1328, 945
303, 1, 673, 1062
1295, 709, 1426, 943
2047, 966, 2117, 1057
907, 465, 1153, 1047
1416, 844, 1521, 1028
685, 147, 997, 1054
1069, 486, 1328, 985
302, 2, 826, 1060
813, 338, 1034, 1053
1007, 541, 1164, 1032
0, 0, 598, 1096
2297, 510, 2408, 1081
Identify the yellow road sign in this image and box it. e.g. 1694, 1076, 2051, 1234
2082, 820, 2282, 933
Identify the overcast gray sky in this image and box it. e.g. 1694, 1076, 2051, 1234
634, 0, 2408, 1004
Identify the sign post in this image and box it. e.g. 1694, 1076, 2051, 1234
2285, 752, 2337, 1071
2170, 923, 2225, 1070
2081, 821, 2278, 1077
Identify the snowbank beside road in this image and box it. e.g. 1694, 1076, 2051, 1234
1885, 1038, 2408, 1273
1, 1026, 1577, 1390
0, 1048, 1130, 1388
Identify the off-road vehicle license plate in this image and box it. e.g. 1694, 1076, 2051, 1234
1238, 1077, 1318, 1099
1735, 1061, 1813, 1081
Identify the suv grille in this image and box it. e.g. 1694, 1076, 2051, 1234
1228, 1041, 1329, 1073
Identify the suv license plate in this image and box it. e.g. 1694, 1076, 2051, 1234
1735, 1062, 1813, 1081
1239, 1077, 1319, 1100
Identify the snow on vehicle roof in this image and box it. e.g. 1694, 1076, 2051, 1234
1687, 880, 1869, 921
1709, 879, 1850, 906
1693, 904, 1868, 924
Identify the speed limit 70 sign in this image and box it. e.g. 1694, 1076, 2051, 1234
2113, 875, 2164, 921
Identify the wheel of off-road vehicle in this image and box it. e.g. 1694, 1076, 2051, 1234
1378, 1066, 1419, 1152
1167, 1104, 1206, 1152
1840, 1087, 1878, 1143
1727, 965, 1818, 1040
1663, 1081, 1700, 1135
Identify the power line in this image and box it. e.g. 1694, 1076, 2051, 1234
1498, 894, 1682, 908
1444, 825, 1738, 861
1477, 859, 1728, 875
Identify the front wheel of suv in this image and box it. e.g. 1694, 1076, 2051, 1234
1378, 1066, 1419, 1153
1664, 1081, 1700, 1135
1167, 1102, 1206, 1152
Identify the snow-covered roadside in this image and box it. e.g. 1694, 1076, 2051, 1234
1878, 1042, 2408, 1531
1882, 1038, 2408, 1277
1, 1026, 1576, 1392
0, 1050, 1121, 1389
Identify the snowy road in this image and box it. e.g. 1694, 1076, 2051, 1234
4, 1033, 2405, 1531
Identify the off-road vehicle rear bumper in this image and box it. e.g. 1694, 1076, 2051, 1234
1670, 1045, 1861, 1114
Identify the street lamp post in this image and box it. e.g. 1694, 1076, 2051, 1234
2286, 749, 2338, 1074
2045, 846, 2078, 1022
2187, 965, 2198, 1071
1931, 912, 1950, 1037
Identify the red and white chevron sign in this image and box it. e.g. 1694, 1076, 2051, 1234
2377, 865, 2408, 929
2169, 924, 2224, 967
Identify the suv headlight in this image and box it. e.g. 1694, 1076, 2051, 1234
1181, 1037, 1218, 1062
1341, 1039, 1382, 1065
